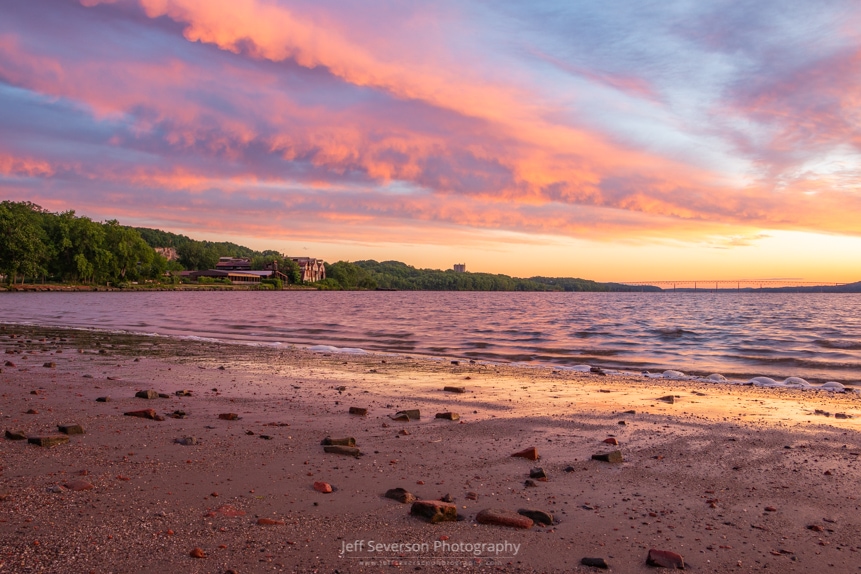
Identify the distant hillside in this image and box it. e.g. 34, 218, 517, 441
329, 260, 661, 292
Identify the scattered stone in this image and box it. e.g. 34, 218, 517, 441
581, 557, 609, 569
646, 548, 685, 569
440, 493, 454, 503
95, 396, 110, 402
175, 437, 198, 446
451, 360, 460, 366
135, 390, 159, 399
389, 413, 410, 422
590, 367, 606, 375
321, 437, 356, 446
410, 500, 458, 523
618, 420, 627, 425
28, 435, 69, 447
398, 429, 410, 435
623, 410, 636, 414
518, 508, 553, 526
257, 518, 284, 525
524, 479, 537, 487
592, 450, 624, 463
175, 390, 192, 396
25, 409, 38, 415
5, 429, 27, 440
64, 480, 94, 491
435, 412, 459, 421
563, 466, 576, 473
58, 424, 84, 435
393, 409, 420, 420
807, 524, 823, 532
124, 409, 163, 421
835, 413, 851, 419
157, 393, 170, 399
218, 413, 239, 420
385, 488, 416, 504
313, 481, 333, 493
443, 386, 466, 393
658, 395, 675, 404
166, 410, 186, 419
476, 508, 534, 529
42, 362, 55, 368
4, 361, 14, 367
511, 447, 539, 461
603, 437, 619, 445
814, 409, 831, 417
189, 547, 206, 559
765, 506, 777, 512
207, 505, 245, 517
323, 445, 361, 457
466, 492, 479, 500
529, 468, 548, 481
349, 407, 368, 416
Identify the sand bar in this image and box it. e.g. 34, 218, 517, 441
1, 324, 860, 573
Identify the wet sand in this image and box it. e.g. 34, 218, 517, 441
1, 324, 860, 573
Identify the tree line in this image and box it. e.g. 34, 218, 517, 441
0, 201, 302, 285
319, 260, 657, 292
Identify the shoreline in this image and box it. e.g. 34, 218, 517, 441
2, 321, 858, 391
2, 324, 861, 572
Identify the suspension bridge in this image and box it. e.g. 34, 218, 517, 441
617, 280, 850, 292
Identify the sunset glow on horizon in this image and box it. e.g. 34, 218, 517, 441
2, 0, 861, 282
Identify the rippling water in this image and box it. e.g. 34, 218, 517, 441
2, 291, 860, 383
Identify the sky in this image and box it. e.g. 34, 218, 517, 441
1, 0, 860, 283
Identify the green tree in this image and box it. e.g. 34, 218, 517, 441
0, 201, 51, 284
103, 221, 154, 281
327, 261, 377, 290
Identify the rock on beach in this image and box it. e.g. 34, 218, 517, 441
476, 508, 534, 529
410, 500, 458, 523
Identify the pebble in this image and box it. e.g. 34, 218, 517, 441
529, 468, 548, 481
410, 500, 458, 523
592, 450, 623, 463
511, 447, 539, 461
476, 508, 534, 529
320, 437, 356, 446
603, 437, 619, 445
313, 481, 333, 493
349, 407, 368, 416
658, 395, 676, 404
58, 424, 84, 435
135, 390, 159, 399
646, 548, 684, 569
435, 412, 459, 421
443, 386, 465, 393
257, 518, 285, 525
218, 413, 239, 420
64, 480, 94, 491
517, 508, 553, 525
96, 396, 111, 402
124, 409, 163, 421
581, 557, 609, 569
384, 488, 416, 504
393, 409, 421, 420
4, 429, 27, 440
28, 435, 69, 447
189, 547, 206, 558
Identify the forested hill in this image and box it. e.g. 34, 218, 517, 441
324, 260, 660, 292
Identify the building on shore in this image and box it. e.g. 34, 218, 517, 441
289, 257, 326, 282
453, 263, 466, 273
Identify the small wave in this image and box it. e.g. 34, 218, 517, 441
653, 328, 697, 339
306, 344, 367, 355
662, 370, 687, 379
816, 339, 861, 350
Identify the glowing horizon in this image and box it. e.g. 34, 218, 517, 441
2, 1, 860, 282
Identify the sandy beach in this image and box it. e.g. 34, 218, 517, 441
1, 324, 860, 573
